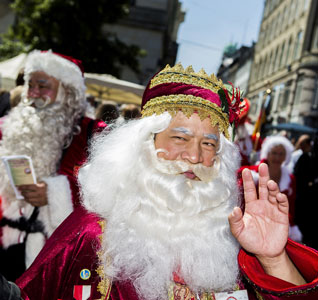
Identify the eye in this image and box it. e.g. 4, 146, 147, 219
172, 135, 187, 141
203, 141, 216, 147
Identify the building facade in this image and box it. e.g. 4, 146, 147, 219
106, 0, 185, 85
217, 44, 255, 96
247, 0, 318, 128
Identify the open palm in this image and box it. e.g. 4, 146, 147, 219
229, 163, 289, 258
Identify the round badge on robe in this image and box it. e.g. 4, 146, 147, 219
80, 269, 91, 280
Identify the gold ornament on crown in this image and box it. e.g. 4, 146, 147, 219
149, 63, 226, 93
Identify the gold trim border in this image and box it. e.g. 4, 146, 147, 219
96, 220, 112, 300
141, 94, 230, 139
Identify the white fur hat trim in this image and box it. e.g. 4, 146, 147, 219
24, 49, 86, 97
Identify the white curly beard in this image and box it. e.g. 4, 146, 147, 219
0, 93, 80, 210
80, 113, 242, 300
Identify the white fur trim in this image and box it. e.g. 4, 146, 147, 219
1, 199, 33, 248
40, 175, 73, 236
25, 232, 46, 268
289, 225, 303, 243
279, 166, 291, 192
1, 226, 26, 249
24, 50, 86, 99
260, 135, 294, 165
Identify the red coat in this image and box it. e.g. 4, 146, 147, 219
17, 207, 318, 300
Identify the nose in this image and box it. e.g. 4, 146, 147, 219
181, 142, 203, 164
28, 86, 40, 98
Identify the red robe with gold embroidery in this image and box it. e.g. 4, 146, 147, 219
16, 206, 318, 300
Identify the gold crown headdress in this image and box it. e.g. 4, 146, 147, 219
141, 64, 242, 139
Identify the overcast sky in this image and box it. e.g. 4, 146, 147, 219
176, 0, 265, 74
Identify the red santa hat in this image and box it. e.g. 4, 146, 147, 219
24, 49, 86, 98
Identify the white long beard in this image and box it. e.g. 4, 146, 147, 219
0, 94, 79, 204
80, 113, 241, 300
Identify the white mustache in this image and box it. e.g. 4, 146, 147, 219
153, 152, 220, 182
22, 96, 52, 108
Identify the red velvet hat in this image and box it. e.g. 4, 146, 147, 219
141, 64, 241, 139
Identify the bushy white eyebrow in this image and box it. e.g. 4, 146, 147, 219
172, 127, 219, 141
172, 127, 193, 136
204, 133, 219, 141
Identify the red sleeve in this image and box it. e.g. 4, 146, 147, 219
239, 239, 318, 299
58, 118, 106, 207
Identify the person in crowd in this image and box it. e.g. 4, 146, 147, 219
0, 50, 106, 280
95, 101, 120, 124
0, 89, 11, 117
294, 136, 318, 249
239, 135, 302, 242
85, 93, 98, 119
234, 98, 261, 166
121, 103, 141, 120
0, 69, 25, 119
287, 134, 312, 173
4, 64, 318, 299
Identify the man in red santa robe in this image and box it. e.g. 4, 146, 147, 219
6, 64, 318, 299
0, 50, 106, 280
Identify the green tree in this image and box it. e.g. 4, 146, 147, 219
0, 0, 141, 77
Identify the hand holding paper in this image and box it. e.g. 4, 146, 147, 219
18, 182, 48, 207
1, 155, 37, 200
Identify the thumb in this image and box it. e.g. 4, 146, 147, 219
228, 207, 244, 238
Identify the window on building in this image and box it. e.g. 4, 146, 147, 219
280, 5, 286, 31
303, 0, 309, 12
283, 5, 290, 29
264, 54, 270, 77
294, 0, 300, 19
271, 85, 281, 112
276, 83, 285, 110
285, 37, 292, 66
267, 51, 273, 75
289, 1, 296, 25
260, 56, 267, 79
272, 47, 279, 72
293, 75, 304, 106
280, 81, 291, 109
311, 24, 318, 51
293, 31, 303, 60
264, 0, 270, 17
257, 59, 262, 80
279, 42, 285, 68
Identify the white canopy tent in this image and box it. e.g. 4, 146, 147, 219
0, 53, 145, 105
0, 53, 27, 90
84, 73, 144, 105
